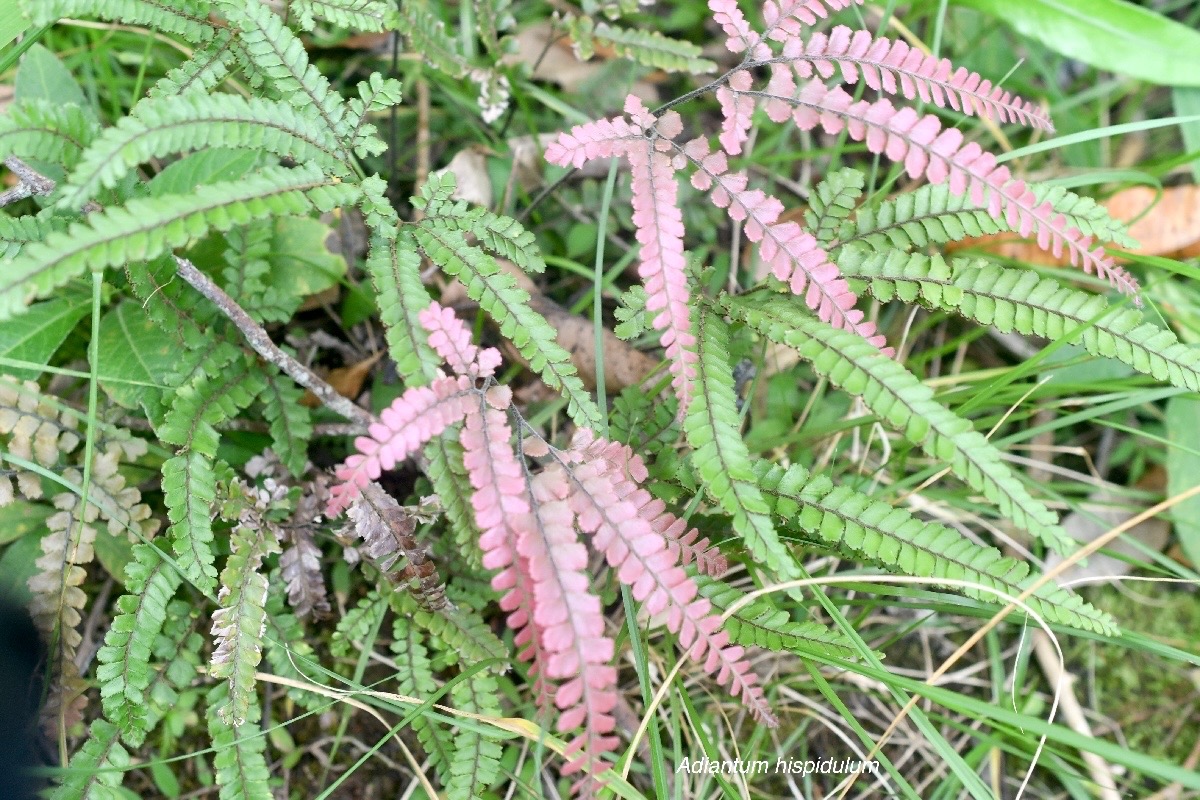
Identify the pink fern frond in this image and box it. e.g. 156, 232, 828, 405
626, 141, 698, 414
780, 80, 1139, 298
716, 70, 756, 155
709, 0, 765, 56
327, 376, 477, 515
418, 301, 501, 378
497, 552, 557, 713
787, 27, 1054, 131
526, 465, 619, 791
758, 0, 862, 40
680, 136, 891, 349
544, 116, 644, 169
560, 448, 777, 725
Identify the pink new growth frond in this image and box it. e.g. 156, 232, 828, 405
560, 432, 776, 724
681, 136, 891, 349
419, 301, 501, 377
625, 112, 698, 413
778, 26, 1054, 131
777, 80, 1140, 297
327, 375, 476, 515
761, 0, 861, 35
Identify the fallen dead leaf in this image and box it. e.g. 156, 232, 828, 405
504, 22, 657, 103
300, 351, 382, 407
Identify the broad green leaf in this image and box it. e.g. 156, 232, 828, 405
95, 299, 173, 410
265, 216, 348, 298
0, 524, 44, 603
954, 0, 1200, 87
0, 0, 28, 51
15, 43, 85, 106
0, 295, 88, 379
1173, 88, 1200, 182
148, 148, 265, 197
1166, 395, 1200, 567
0, 500, 52, 545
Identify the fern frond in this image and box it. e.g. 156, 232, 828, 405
843, 179, 1139, 252
591, 22, 717, 73
292, 0, 399, 32
753, 460, 1118, 634
685, 304, 800, 578
395, 1, 470, 78
217, 0, 354, 151
328, 374, 477, 513
391, 617, 457, 774
95, 543, 183, 746
677, 133, 888, 348
210, 518, 279, 727
842, 250, 1200, 392
0, 212, 67, 259
23, 0, 216, 44
420, 300, 502, 379
263, 584, 328, 704
348, 483, 449, 611
0, 101, 98, 169
556, 433, 775, 722
696, 575, 861, 658
805, 166, 865, 245
725, 292, 1074, 553
425, 202, 548, 275
446, 673, 505, 800
161, 353, 265, 593
413, 223, 602, 427
207, 683, 272, 800
331, 589, 388, 657
348, 74, 404, 154
413, 604, 508, 667
148, 31, 237, 99
775, 26, 1054, 130
759, 79, 1139, 299
1, 165, 357, 322
58, 93, 352, 210
258, 366, 313, 477
47, 719, 130, 800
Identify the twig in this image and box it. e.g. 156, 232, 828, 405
3, 156, 376, 432
171, 256, 375, 429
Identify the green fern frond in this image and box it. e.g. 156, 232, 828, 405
395, 1, 470, 78
1, 165, 357, 322
841, 250, 1200, 392
217, 0, 355, 150
474, 0, 515, 51
447, 672, 505, 800
685, 303, 800, 578
292, 0, 399, 31
364, 230, 440, 383
47, 719, 130, 800
696, 575, 862, 659
210, 520, 279, 727
258, 366, 313, 477
23, 0, 216, 44
58, 93, 352, 210
843, 179, 1139, 252
392, 618, 457, 779
207, 683, 272, 800
805, 167, 865, 245
425, 437, 483, 559
126, 257, 220, 352
331, 590, 388, 657
725, 293, 1074, 554
425, 198, 547, 274
95, 544, 183, 746
753, 461, 1118, 634
413, 223, 602, 427
0, 101, 98, 169
0, 212, 68, 259
348, 74, 403, 154
161, 352, 265, 593
413, 604, 508, 670
148, 31, 237, 99
590, 21, 716, 73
